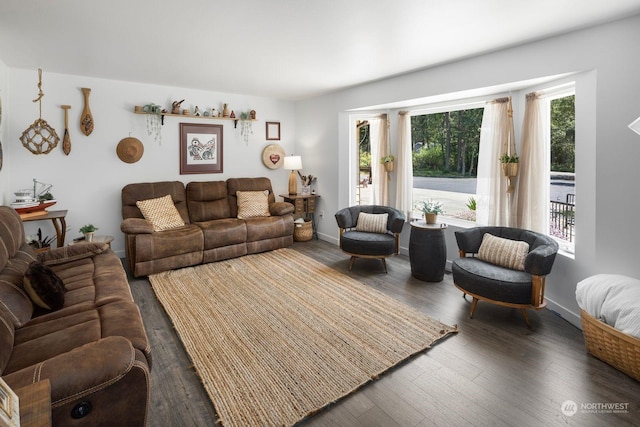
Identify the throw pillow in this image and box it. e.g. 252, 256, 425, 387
355, 212, 388, 234
23, 261, 66, 311
237, 190, 271, 219
136, 194, 186, 231
477, 233, 529, 271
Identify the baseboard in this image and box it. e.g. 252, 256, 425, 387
545, 298, 582, 330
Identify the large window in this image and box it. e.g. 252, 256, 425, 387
410, 107, 484, 221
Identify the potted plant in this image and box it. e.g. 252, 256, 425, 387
499, 154, 519, 177
417, 199, 444, 224
79, 224, 99, 242
380, 154, 395, 172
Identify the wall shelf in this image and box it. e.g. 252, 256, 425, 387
134, 109, 257, 128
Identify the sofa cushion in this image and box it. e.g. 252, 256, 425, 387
136, 194, 186, 231
477, 233, 529, 271
23, 262, 66, 311
355, 212, 388, 234
186, 181, 231, 222
236, 190, 271, 219
37, 243, 108, 267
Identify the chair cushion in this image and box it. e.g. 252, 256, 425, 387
452, 258, 532, 305
477, 233, 529, 271
341, 231, 396, 257
136, 194, 186, 231
355, 212, 388, 234
236, 190, 271, 219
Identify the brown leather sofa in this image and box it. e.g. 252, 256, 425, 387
0, 206, 151, 426
121, 177, 295, 277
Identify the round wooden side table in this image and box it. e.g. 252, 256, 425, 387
69, 235, 114, 248
409, 221, 448, 282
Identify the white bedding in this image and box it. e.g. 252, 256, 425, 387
576, 274, 640, 339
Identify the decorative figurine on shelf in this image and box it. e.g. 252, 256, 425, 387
230, 110, 236, 119
222, 103, 229, 117
172, 99, 185, 114
210, 108, 216, 117
250, 109, 256, 120
194, 106, 201, 116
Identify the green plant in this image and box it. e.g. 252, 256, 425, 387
380, 154, 395, 164
416, 199, 444, 215
27, 228, 55, 249
79, 224, 98, 234
466, 197, 477, 211
500, 153, 519, 163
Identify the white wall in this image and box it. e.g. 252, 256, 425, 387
5, 69, 296, 255
0, 58, 8, 205
295, 14, 640, 327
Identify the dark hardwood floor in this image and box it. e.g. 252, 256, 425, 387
127, 240, 640, 426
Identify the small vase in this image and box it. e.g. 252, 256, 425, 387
425, 213, 437, 224
84, 232, 94, 242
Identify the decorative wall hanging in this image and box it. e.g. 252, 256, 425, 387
262, 143, 285, 169
180, 123, 223, 174
20, 68, 60, 155
61, 105, 71, 155
499, 97, 518, 193
116, 137, 144, 163
266, 121, 280, 140
80, 87, 94, 135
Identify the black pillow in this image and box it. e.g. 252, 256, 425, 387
23, 261, 67, 311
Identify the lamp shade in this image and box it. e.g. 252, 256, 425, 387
629, 116, 640, 136
284, 155, 302, 170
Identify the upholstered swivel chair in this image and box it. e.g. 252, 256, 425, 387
452, 226, 558, 327
335, 205, 405, 273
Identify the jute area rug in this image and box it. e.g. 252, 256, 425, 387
149, 248, 457, 427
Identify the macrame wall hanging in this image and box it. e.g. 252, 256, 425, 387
20, 68, 60, 155
500, 97, 518, 193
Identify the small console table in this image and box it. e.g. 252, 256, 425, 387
279, 194, 320, 240
15, 379, 52, 427
409, 221, 448, 282
21, 210, 68, 247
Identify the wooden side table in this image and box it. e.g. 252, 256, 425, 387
21, 210, 68, 247
69, 235, 114, 248
279, 194, 320, 239
15, 380, 51, 427
409, 221, 448, 282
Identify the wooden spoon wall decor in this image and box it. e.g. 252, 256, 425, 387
80, 87, 94, 135
61, 105, 71, 155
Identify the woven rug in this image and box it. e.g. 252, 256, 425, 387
149, 248, 457, 427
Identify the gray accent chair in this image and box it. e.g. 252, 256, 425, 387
452, 226, 558, 327
335, 205, 405, 273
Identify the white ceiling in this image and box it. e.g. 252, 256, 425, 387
1, 0, 640, 100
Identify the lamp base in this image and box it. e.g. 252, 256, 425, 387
288, 171, 298, 195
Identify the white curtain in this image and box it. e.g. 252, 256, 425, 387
476, 97, 516, 226
395, 111, 413, 217
370, 115, 389, 205
517, 92, 549, 233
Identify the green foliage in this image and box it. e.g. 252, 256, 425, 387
416, 199, 444, 214
380, 154, 395, 164
550, 95, 575, 172
466, 197, 477, 211
79, 224, 98, 234
359, 151, 371, 168
499, 154, 519, 163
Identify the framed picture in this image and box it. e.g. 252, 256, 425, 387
180, 123, 223, 174
266, 121, 280, 140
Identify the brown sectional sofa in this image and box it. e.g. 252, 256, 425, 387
121, 177, 295, 277
0, 206, 151, 426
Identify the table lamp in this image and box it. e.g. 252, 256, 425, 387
284, 155, 302, 195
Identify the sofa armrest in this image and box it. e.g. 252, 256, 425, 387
2, 336, 146, 405
270, 201, 294, 216
120, 218, 154, 234
37, 242, 110, 266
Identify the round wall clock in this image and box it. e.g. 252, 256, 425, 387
262, 143, 285, 169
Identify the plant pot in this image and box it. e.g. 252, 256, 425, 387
501, 162, 518, 177
384, 161, 394, 172
425, 213, 438, 224
84, 232, 94, 242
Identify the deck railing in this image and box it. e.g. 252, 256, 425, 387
550, 198, 575, 242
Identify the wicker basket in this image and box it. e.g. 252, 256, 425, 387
580, 309, 640, 381
293, 219, 313, 242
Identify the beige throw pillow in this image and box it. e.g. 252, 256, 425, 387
355, 212, 388, 234
237, 190, 271, 219
477, 233, 529, 271
136, 194, 185, 231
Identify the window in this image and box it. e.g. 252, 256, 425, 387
410, 107, 484, 221
356, 120, 372, 205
